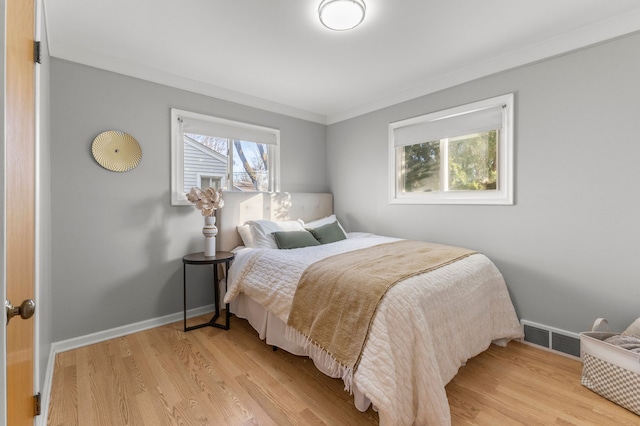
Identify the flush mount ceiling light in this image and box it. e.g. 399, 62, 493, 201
318, 0, 366, 31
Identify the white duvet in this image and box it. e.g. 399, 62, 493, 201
224, 233, 524, 426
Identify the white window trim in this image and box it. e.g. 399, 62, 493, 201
171, 108, 280, 206
388, 93, 514, 205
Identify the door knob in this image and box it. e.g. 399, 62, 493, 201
5, 299, 36, 325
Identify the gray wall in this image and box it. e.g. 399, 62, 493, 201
327, 32, 640, 334
50, 32, 640, 341
50, 59, 327, 341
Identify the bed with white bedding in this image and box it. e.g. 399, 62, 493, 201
217, 192, 524, 426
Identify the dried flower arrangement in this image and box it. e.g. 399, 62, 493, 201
186, 187, 224, 216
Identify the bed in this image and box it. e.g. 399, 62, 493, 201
217, 192, 524, 426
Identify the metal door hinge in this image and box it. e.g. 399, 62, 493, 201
34, 41, 41, 64
34, 392, 41, 416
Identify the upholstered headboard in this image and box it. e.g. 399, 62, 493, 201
217, 192, 333, 252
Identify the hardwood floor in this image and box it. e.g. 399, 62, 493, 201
48, 314, 639, 425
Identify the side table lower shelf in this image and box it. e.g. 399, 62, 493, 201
182, 251, 234, 332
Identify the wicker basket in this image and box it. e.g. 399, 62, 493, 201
580, 318, 640, 415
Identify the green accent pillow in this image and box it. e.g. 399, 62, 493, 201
307, 221, 347, 244
272, 230, 321, 249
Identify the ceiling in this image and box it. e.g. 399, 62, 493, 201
44, 0, 640, 124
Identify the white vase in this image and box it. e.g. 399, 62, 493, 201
203, 215, 217, 256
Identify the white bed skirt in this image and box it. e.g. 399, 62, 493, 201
229, 292, 373, 412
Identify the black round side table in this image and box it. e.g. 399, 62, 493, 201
182, 251, 234, 332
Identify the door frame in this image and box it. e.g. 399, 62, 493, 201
33, 0, 44, 411
2, 0, 45, 424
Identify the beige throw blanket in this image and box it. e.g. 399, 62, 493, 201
286, 240, 476, 375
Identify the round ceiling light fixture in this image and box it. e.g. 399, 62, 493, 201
318, 0, 366, 31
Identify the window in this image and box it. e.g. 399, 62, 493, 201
198, 174, 223, 190
171, 109, 280, 205
389, 93, 514, 205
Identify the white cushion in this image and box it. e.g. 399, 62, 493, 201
622, 317, 640, 338
245, 219, 305, 249
236, 225, 254, 247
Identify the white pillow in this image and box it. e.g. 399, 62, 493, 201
622, 317, 640, 338
300, 214, 347, 236
236, 225, 254, 248
245, 219, 305, 249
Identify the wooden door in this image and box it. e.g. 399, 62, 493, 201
5, 0, 36, 423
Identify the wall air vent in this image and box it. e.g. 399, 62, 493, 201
520, 320, 581, 359
523, 323, 550, 347
552, 332, 581, 358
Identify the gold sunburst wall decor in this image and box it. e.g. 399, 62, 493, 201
91, 130, 142, 172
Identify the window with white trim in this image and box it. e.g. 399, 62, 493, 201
389, 93, 514, 205
171, 109, 280, 205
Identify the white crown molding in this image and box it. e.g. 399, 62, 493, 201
49, 41, 327, 125
326, 8, 640, 124
47, 6, 640, 126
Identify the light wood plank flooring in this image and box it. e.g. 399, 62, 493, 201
48, 314, 639, 425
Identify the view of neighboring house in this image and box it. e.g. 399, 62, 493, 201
183, 136, 227, 192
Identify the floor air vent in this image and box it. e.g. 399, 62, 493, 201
521, 320, 581, 359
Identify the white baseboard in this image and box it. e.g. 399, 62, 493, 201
37, 304, 215, 426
